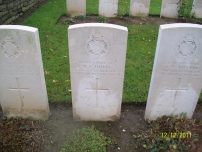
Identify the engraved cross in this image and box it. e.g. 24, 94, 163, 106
86, 78, 108, 108
9, 78, 29, 108
104, 0, 111, 11
74, 0, 77, 6
166, 78, 188, 108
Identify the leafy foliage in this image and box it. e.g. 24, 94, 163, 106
60, 126, 112, 152
133, 114, 201, 152
178, 0, 195, 19
0, 118, 43, 152
75, 15, 88, 20
62, 18, 74, 25
97, 15, 107, 22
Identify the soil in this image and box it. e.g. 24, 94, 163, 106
0, 103, 202, 152
0, 1, 202, 152
40, 103, 202, 152
57, 14, 202, 26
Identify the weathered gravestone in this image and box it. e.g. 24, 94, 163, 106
161, 0, 182, 18
192, 0, 202, 18
145, 23, 202, 120
99, 0, 118, 17
0, 25, 50, 120
68, 23, 128, 121
66, 0, 86, 17
130, 0, 150, 17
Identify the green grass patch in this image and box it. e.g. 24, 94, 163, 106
21, 0, 202, 103
123, 25, 158, 102
118, 0, 130, 16
60, 126, 112, 152
149, 0, 162, 15
87, 0, 99, 15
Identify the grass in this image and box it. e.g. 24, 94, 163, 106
60, 126, 112, 152
21, 0, 202, 103
123, 25, 158, 102
87, 0, 99, 15
118, 0, 130, 16
149, 0, 162, 15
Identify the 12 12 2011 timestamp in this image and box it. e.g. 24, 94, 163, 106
162, 132, 192, 139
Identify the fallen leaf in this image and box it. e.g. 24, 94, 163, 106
53, 80, 59, 83
45, 71, 50, 74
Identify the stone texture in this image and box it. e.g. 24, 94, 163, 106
99, 0, 118, 17
0, 10, 8, 18
130, 0, 150, 17
66, 0, 86, 17
0, 4, 6, 11
68, 23, 128, 121
0, 25, 50, 120
192, 0, 202, 18
0, 0, 45, 24
7, 2, 14, 10
145, 23, 202, 120
160, 0, 182, 18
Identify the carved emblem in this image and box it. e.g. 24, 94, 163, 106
85, 32, 110, 58
1, 35, 20, 58
175, 34, 198, 61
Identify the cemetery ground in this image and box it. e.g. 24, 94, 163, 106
0, 103, 202, 152
0, 0, 202, 151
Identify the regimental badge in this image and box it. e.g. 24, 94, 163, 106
85, 32, 110, 58
175, 34, 198, 61
1, 35, 21, 58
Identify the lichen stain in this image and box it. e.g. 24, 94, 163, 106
107, 105, 121, 121
3, 108, 49, 120
73, 108, 82, 121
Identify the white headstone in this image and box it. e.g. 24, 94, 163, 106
99, 0, 118, 17
66, 0, 86, 17
192, 0, 202, 18
145, 23, 202, 120
0, 25, 50, 120
130, 0, 151, 17
68, 23, 128, 121
161, 0, 182, 18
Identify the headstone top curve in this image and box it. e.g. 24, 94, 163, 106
0, 25, 37, 32
160, 23, 202, 29
68, 23, 128, 32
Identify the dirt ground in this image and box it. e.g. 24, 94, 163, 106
0, 1, 202, 152
57, 14, 202, 26
40, 103, 149, 152
0, 103, 202, 152
40, 103, 202, 152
